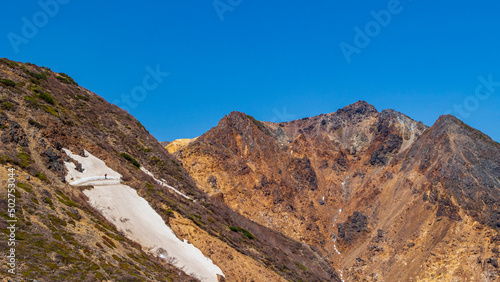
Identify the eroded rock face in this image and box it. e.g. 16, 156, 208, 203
369, 133, 402, 165
1, 117, 28, 147
338, 211, 369, 243
43, 147, 64, 173
175, 101, 500, 281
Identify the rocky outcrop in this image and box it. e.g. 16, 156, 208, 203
338, 211, 369, 243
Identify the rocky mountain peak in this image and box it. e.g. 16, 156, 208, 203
336, 100, 378, 118
429, 114, 499, 147
222, 111, 247, 124
431, 114, 463, 132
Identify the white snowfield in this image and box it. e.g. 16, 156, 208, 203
63, 149, 224, 282
69, 176, 121, 186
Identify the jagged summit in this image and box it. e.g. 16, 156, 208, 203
427, 114, 499, 146
217, 101, 382, 130
336, 100, 378, 116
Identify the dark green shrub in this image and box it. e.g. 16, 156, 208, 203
246, 115, 270, 135
35, 172, 47, 181
0, 79, 16, 87
56, 191, 78, 207
57, 73, 78, 85
74, 94, 89, 101
121, 153, 140, 168
17, 152, 31, 168
38, 92, 55, 105
29, 78, 40, 85
1, 100, 13, 110
28, 119, 45, 129
17, 182, 33, 193
43, 106, 59, 117
229, 226, 256, 239
101, 235, 117, 249
25, 70, 47, 80
296, 263, 308, 271
0, 59, 18, 68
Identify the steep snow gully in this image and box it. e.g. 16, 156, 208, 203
63, 149, 224, 282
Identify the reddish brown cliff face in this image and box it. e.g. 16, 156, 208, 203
175, 101, 500, 281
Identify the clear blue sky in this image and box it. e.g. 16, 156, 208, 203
2, 0, 499, 142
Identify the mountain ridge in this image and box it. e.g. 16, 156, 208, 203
2, 57, 499, 281
174, 99, 500, 281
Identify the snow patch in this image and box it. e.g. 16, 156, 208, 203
63, 149, 224, 281
140, 167, 192, 200
333, 244, 341, 255
332, 208, 341, 227
63, 149, 121, 185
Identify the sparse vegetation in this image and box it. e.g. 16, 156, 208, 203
24, 95, 38, 106
121, 152, 140, 168
56, 191, 79, 207
74, 94, 89, 101
38, 91, 55, 105
140, 146, 152, 152
28, 84, 57, 106
48, 214, 67, 227
229, 226, 256, 239
101, 235, 117, 249
0, 58, 18, 68
150, 156, 166, 169
17, 182, 33, 193
29, 78, 41, 85
43, 196, 55, 210
43, 105, 59, 117
189, 213, 204, 226
296, 263, 308, 271
17, 151, 32, 168
1, 100, 13, 110
25, 69, 47, 81
246, 115, 270, 135
57, 72, 78, 85
35, 172, 47, 181
28, 119, 45, 129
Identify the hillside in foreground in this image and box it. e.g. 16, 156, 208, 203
0, 58, 339, 281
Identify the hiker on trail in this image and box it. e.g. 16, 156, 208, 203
105, 174, 107, 179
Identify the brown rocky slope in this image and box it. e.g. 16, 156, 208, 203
0, 58, 339, 281
174, 101, 500, 281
